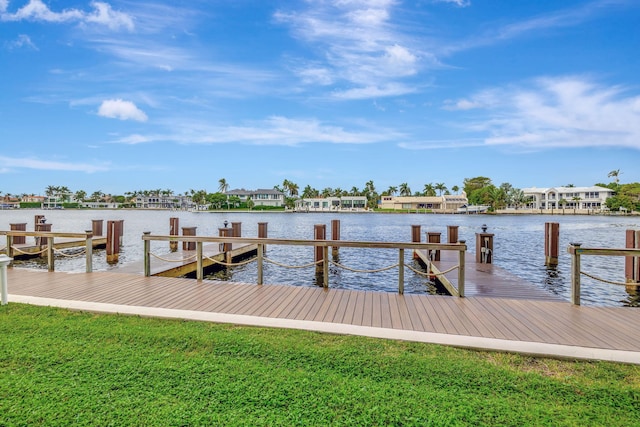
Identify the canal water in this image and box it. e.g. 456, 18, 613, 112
2, 209, 639, 307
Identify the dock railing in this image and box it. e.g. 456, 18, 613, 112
568, 243, 640, 305
2, 230, 94, 273
142, 233, 467, 296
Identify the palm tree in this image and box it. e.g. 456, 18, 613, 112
350, 187, 360, 196
423, 183, 435, 197
218, 178, 229, 194
386, 186, 398, 196
399, 183, 411, 197
607, 169, 621, 185
302, 185, 318, 199
487, 186, 505, 211
451, 185, 459, 194
572, 196, 582, 214
74, 190, 87, 202
435, 183, 447, 196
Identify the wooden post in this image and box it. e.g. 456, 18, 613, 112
258, 222, 268, 253
570, 243, 582, 305
196, 241, 203, 281
323, 246, 329, 288
6, 235, 13, 258
411, 225, 421, 259
47, 237, 54, 271
34, 215, 45, 230
331, 219, 340, 257
314, 224, 326, 276
143, 232, 151, 277
545, 222, 560, 266
427, 232, 441, 261
85, 230, 93, 273
92, 219, 103, 237
107, 220, 120, 264
398, 248, 405, 294
219, 227, 232, 253
257, 244, 264, 285
169, 217, 179, 252
475, 225, 494, 264
458, 240, 466, 297
625, 230, 640, 283
35, 223, 52, 254
447, 225, 459, 244
9, 223, 26, 245
231, 222, 242, 238
182, 226, 197, 251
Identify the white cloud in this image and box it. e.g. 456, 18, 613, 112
98, 99, 148, 122
275, 0, 424, 98
0, 0, 134, 31
449, 76, 640, 150
5, 34, 38, 50
0, 156, 109, 173
112, 116, 404, 146
434, 0, 471, 7
332, 83, 416, 100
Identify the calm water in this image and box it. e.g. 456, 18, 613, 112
2, 209, 639, 307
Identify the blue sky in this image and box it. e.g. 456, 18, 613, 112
1, 0, 639, 196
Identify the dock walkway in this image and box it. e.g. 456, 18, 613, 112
6, 268, 640, 364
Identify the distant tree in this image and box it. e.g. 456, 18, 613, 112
608, 169, 621, 185
451, 185, 459, 194
218, 178, 229, 194
435, 182, 447, 196
487, 186, 506, 211
399, 183, 411, 197
349, 187, 361, 196
572, 196, 582, 213
321, 187, 333, 198
423, 183, 435, 197
463, 176, 492, 196
302, 185, 319, 198
74, 190, 87, 202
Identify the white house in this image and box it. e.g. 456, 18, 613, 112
522, 186, 615, 211
294, 196, 367, 211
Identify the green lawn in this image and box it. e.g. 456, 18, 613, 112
1, 304, 639, 426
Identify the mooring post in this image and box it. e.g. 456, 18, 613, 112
258, 222, 268, 253
182, 226, 197, 251
6, 234, 13, 258
10, 223, 26, 245
427, 231, 441, 261
231, 222, 242, 238
447, 225, 459, 244
85, 230, 93, 273
475, 224, 494, 264
411, 225, 421, 259
626, 229, 640, 284
314, 224, 326, 276
169, 217, 179, 252
34, 215, 45, 231
143, 232, 151, 277
35, 222, 51, 250
569, 243, 582, 305
331, 219, 340, 257
545, 222, 560, 266
107, 220, 120, 264
257, 244, 264, 285
92, 219, 104, 237
0, 254, 12, 305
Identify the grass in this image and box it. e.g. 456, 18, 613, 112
1, 304, 639, 426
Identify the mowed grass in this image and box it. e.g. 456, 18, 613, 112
1, 304, 639, 426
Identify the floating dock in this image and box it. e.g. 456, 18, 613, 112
415, 249, 563, 301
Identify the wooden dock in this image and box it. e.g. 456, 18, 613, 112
7, 237, 107, 259
416, 249, 563, 301
5, 267, 640, 364
115, 243, 257, 277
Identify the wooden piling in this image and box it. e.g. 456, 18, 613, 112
106, 220, 121, 264
314, 224, 326, 275
35, 223, 52, 251
182, 227, 197, 251
219, 227, 232, 262
9, 223, 26, 245
169, 217, 179, 252
411, 225, 421, 259
92, 219, 104, 237
258, 222, 268, 253
231, 222, 242, 238
545, 222, 560, 266
447, 225, 459, 244
626, 229, 640, 283
34, 215, 45, 229
427, 232, 441, 261
331, 219, 340, 257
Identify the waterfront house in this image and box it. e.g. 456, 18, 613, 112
379, 194, 467, 213
225, 188, 285, 208
294, 196, 367, 212
135, 194, 194, 210
522, 186, 614, 211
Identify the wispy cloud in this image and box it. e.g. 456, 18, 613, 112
4, 33, 37, 50
445, 76, 640, 150
0, 155, 109, 173
274, 0, 426, 99
111, 116, 405, 146
433, 0, 471, 7
0, 1, 134, 31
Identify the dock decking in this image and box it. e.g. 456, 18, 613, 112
5, 267, 640, 364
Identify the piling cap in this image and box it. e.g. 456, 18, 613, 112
0, 254, 13, 264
